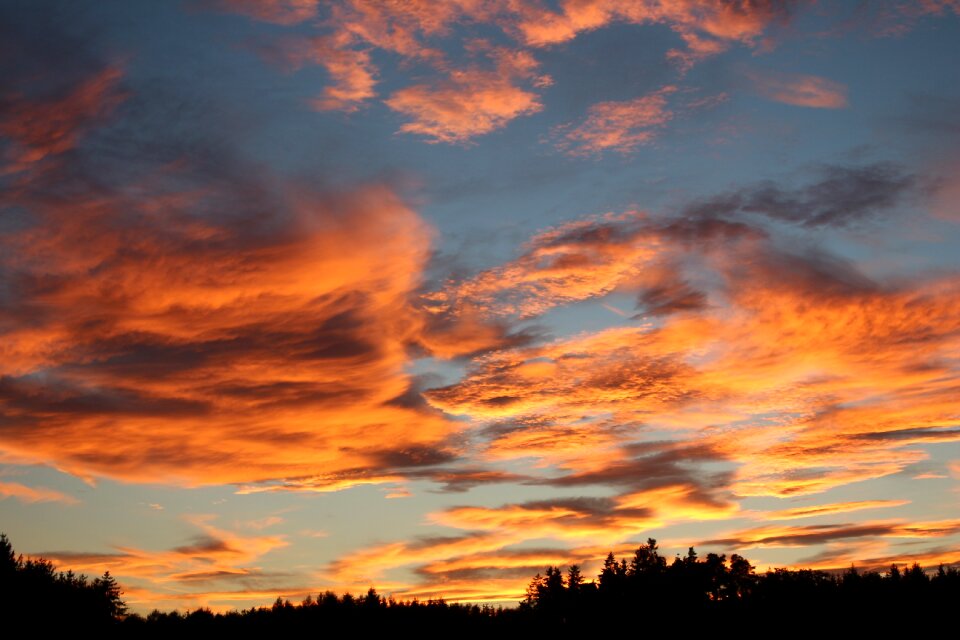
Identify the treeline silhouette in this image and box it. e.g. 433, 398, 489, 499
3, 532, 959, 636
520, 538, 960, 628
1, 533, 126, 628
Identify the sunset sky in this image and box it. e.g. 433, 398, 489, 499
1, 0, 959, 613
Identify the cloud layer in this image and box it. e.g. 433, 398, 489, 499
0, 64, 463, 490
223, 0, 797, 142
4, 0, 960, 614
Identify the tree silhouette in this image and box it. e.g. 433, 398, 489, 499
566, 565, 584, 593
629, 538, 666, 576
2, 530, 959, 635
94, 571, 127, 619
0, 533, 128, 629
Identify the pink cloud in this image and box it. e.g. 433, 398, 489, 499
385, 48, 547, 143
307, 36, 378, 112
218, 1, 794, 138
249, 33, 378, 112
555, 86, 677, 156
511, 0, 791, 68
0, 481, 78, 504
0, 67, 126, 174
749, 69, 848, 109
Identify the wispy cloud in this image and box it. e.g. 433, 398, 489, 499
509, 0, 794, 66
218, 0, 795, 140
682, 162, 921, 227
386, 48, 548, 143
210, 0, 320, 25
426, 202, 960, 503
0, 62, 462, 491
40, 515, 296, 610
0, 481, 78, 504
0, 66, 126, 175
760, 500, 911, 520
554, 86, 677, 156
699, 519, 960, 549
748, 69, 848, 109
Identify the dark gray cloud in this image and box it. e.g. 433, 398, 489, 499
0, 375, 210, 418
850, 427, 960, 442
701, 523, 896, 548
737, 245, 879, 298
702, 520, 960, 550
174, 536, 235, 556
636, 280, 708, 316
413, 468, 532, 493
682, 162, 922, 228
538, 442, 728, 492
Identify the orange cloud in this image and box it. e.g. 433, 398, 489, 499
46, 518, 286, 575
0, 121, 462, 488
802, 546, 960, 572
330, 0, 509, 62
748, 69, 848, 108
761, 500, 911, 520
327, 533, 628, 605
700, 519, 960, 550
38, 516, 294, 612
244, 0, 785, 139
328, 533, 508, 583
418, 549, 584, 576
324, 497, 744, 606
308, 36, 378, 111
227, 1, 791, 138
118, 585, 318, 614
427, 324, 695, 421
323, 499, 958, 605
416, 305, 532, 358
0, 66, 125, 174
232, 1, 492, 113
431, 499, 656, 543
388, 577, 534, 604
482, 421, 626, 473
296, 0, 790, 67
426, 207, 960, 501
265, 0, 516, 118
385, 48, 547, 143
555, 86, 677, 156
248, 32, 378, 112
510, 0, 790, 67
424, 212, 671, 318
235, 473, 407, 495
0, 481, 78, 504
616, 483, 739, 521
426, 483, 736, 547
382, 540, 657, 604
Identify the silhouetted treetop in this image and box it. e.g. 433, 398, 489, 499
0, 532, 128, 629
3, 531, 959, 636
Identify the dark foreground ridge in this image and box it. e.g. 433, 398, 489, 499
2, 533, 958, 636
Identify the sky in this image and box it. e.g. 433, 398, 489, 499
1, 0, 959, 614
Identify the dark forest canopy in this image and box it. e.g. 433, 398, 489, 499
1, 532, 126, 627
2, 533, 958, 636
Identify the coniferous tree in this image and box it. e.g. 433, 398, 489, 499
94, 570, 127, 619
